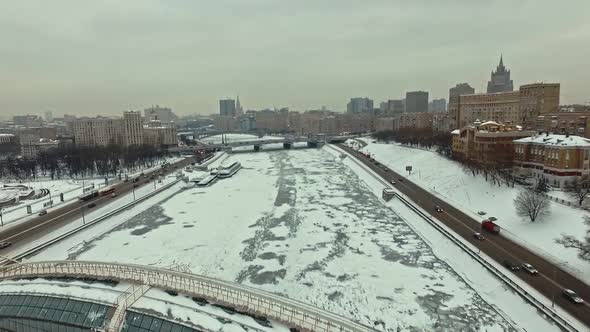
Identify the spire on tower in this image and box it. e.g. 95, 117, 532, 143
497, 54, 505, 71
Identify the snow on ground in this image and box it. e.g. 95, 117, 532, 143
0, 157, 184, 226
3, 175, 179, 258
358, 139, 590, 284
29, 147, 562, 331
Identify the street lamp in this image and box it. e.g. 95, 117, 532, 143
81, 203, 86, 225
552, 268, 557, 308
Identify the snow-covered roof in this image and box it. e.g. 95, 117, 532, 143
514, 134, 590, 147
451, 129, 460, 135
479, 121, 499, 126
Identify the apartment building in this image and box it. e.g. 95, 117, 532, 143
72, 111, 145, 147
535, 112, 590, 138
72, 117, 123, 146
18, 133, 59, 159
393, 112, 434, 130
454, 83, 559, 129
513, 133, 590, 187
375, 117, 395, 132
519, 83, 560, 129
143, 120, 177, 148
123, 111, 143, 146
456, 91, 521, 128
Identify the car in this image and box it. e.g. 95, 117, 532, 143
562, 289, 584, 304
38, 210, 48, 216
398, 178, 404, 182
133, 183, 139, 188
473, 232, 484, 240
390, 180, 396, 185
434, 205, 443, 213
0, 241, 12, 249
123, 178, 129, 183
111, 193, 117, 198
503, 260, 520, 271
521, 263, 538, 275
87, 203, 96, 208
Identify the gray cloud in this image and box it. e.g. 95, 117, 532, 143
1, 0, 589, 117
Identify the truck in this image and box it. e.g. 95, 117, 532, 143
481, 219, 500, 234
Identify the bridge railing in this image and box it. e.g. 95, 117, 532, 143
0, 261, 376, 332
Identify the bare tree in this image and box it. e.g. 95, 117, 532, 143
556, 216, 590, 261
565, 176, 590, 206
514, 189, 550, 222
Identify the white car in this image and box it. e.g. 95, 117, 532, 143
562, 289, 584, 304
521, 263, 538, 275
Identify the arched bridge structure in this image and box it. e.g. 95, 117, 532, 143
0, 261, 376, 332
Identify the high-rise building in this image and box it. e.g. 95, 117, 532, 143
380, 100, 404, 116
429, 98, 447, 113
123, 111, 143, 147
405, 91, 429, 113
519, 83, 560, 129
144, 105, 176, 123
45, 111, 53, 122
454, 83, 559, 128
72, 117, 123, 147
455, 91, 521, 127
346, 97, 373, 114
72, 111, 145, 147
487, 55, 514, 93
219, 99, 236, 117
13, 115, 42, 127
449, 83, 476, 129
449, 83, 475, 99
236, 96, 243, 116
143, 120, 177, 148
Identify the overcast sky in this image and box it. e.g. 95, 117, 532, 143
1, 0, 589, 117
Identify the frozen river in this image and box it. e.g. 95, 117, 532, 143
31, 147, 555, 331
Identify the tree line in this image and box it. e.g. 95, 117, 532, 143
372, 129, 453, 157
0, 144, 171, 181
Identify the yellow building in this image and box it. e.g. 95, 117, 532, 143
452, 83, 560, 129
452, 121, 534, 166
513, 133, 590, 188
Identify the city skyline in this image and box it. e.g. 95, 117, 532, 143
1, 0, 589, 117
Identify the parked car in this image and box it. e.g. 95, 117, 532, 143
434, 205, 443, 213
88, 203, 96, 208
123, 178, 129, 183
562, 289, 584, 304
133, 183, 139, 188
390, 180, 396, 185
0, 241, 12, 249
473, 232, 484, 240
503, 260, 520, 271
111, 193, 117, 198
38, 210, 48, 216
521, 263, 538, 275
398, 178, 404, 182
